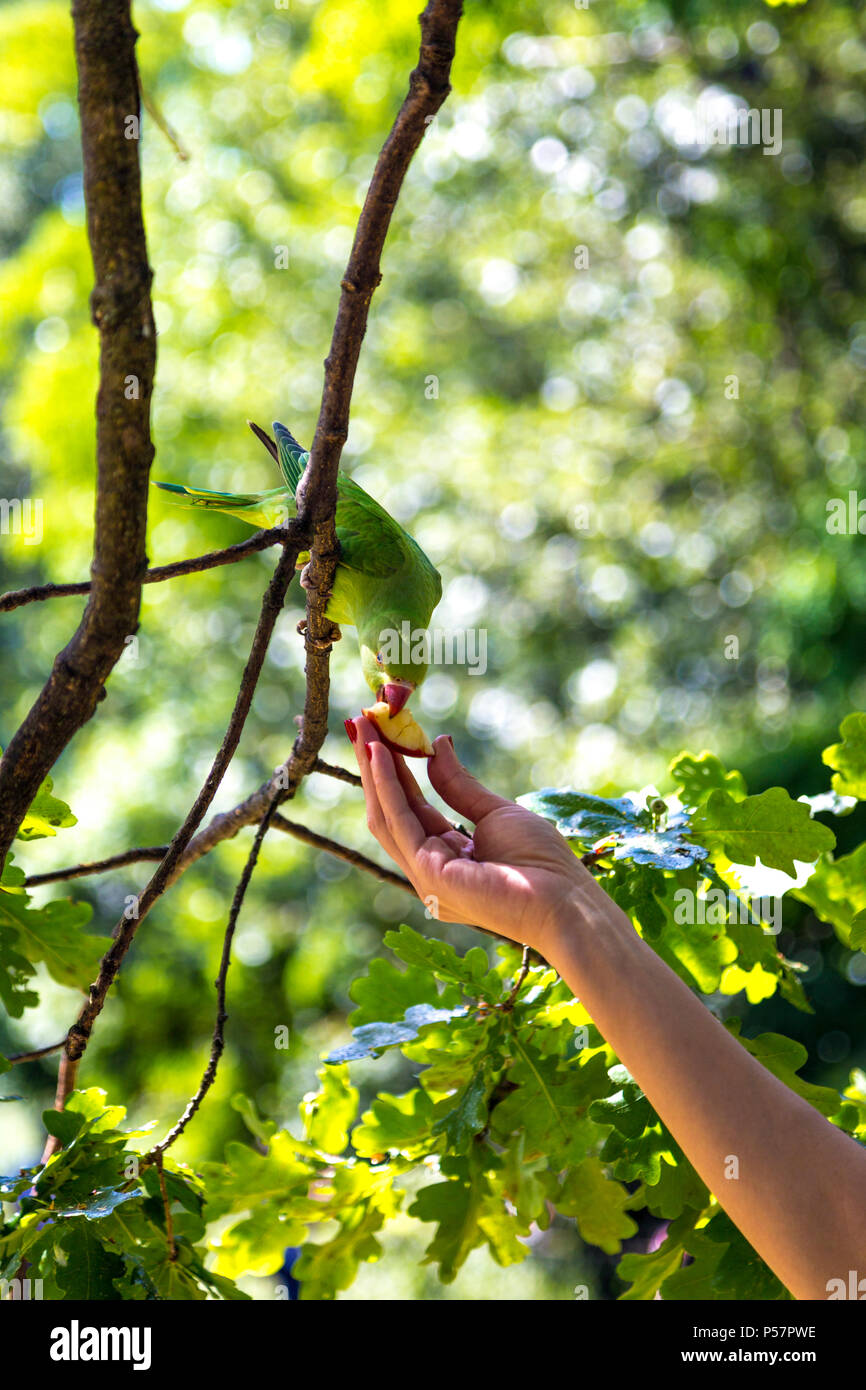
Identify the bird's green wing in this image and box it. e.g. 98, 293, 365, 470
334, 495, 407, 577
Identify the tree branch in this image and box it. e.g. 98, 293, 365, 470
0, 0, 156, 866
313, 758, 362, 787
23, 846, 168, 888
277, 0, 464, 798
0, 525, 292, 614
62, 533, 305, 1075
6, 1040, 66, 1065
149, 796, 281, 1158
19, 817, 409, 893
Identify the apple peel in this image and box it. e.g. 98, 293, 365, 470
361, 700, 434, 758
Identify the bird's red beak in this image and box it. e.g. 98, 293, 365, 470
381, 682, 413, 717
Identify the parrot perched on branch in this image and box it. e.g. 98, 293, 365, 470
153, 422, 442, 715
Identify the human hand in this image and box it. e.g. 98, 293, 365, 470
345, 716, 592, 955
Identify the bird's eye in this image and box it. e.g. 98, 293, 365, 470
375, 652, 384, 667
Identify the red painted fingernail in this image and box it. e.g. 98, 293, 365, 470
365, 743, 374, 762
344, 719, 357, 743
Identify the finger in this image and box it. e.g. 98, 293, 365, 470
348, 718, 410, 874
427, 736, 512, 825
392, 753, 460, 838
367, 741, 427, 859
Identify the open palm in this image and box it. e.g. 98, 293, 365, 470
347, 718, 591, 954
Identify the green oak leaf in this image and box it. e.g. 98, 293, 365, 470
638, 1150, 709, 1220
199, 1132, 319, 1220
499, 1137, 556, 1229
600, 1122, 674, 1186
518, 788, 648, 840
348, 955, 449, 1025
850, 910, 866, 951
300, 1064, 358, 1153
589, 1066, 653, 1138
489, 1046, 610, 1159
555, 1157, 638, 1254
701, 1211, 791, 1300
211, 1204, 308, 1279
55, 1186, 142, 1220
691, 787, 835, 876
326, 1002, 469, 1063
822, 712, 866, 800
0, 891, 105, 990
293, 1171, 401, 1299
475, 1176, 533, 1267
660, 1229, 727, 1300
150, 1256, 207, 1300
352, 1087, 436, 1158
54, 1219, 126, 1300
521, 790, 706, 870
383, 924, 501, 1001
432, 1063, 492, 1152
616, 1213, 701, 1300
617, 1238, 687, 1301
793, 842, 866, 946
231, 1093, 276, 1146
669, 750, 747, 806
13, 764, 77, 841
0, 926, 39, 1016
409, 1172, 487, 1283
729, 1024, 843, 1119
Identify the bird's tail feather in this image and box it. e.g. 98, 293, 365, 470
152, 481, 266, 510
273, 421, 309, 496
151, 480, 289, 529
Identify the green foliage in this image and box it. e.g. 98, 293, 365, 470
13, 768, 77, 841
0, 775, 103, 1010
690, 787, 835, 877
822, 713, 866, 801
2, 725, 866, 1299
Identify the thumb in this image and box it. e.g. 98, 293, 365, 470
428, 736, 512, 825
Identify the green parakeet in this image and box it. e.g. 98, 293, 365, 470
153, 422, 442, 714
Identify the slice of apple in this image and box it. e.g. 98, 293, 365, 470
361, 700, 434, 758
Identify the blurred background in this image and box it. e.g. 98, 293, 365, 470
1, 0, 865, 1297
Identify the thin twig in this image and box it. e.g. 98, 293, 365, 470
23, 846, 168, 887
154, 1152, 177, 1260
502, 945, 532, 1012
63, 533, 305, 1068
273, 814, 412, 890
139, 79, 189, 161
40, 1053, 80, 1161
150, 797, 281, 1157
313, 758, 362, 787
6, 1040, 66, 1065
0, 525, 292, 614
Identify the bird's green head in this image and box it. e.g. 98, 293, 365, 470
360, 627, 429, 716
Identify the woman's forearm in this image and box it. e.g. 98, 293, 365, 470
546, 878, 866, 1300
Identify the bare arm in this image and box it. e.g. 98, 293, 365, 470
346, 718, 866, 1300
